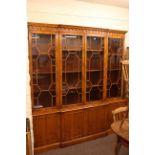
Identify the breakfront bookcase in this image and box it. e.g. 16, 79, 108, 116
28, 23, 127, 153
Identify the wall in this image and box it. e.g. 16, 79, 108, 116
125, 32, 129, 47
26, 40, 34, 154
27, 0, 128, 29
27, 0, 129, 152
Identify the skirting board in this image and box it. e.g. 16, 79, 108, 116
60, 129, 112, 147
34, 143, 60, 154
34, 129, 113, 154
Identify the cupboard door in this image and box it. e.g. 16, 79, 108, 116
33, 113, 60, 147
61, 110, 84, 141
62, 35, 82, 105
86, 107, 109, 135
107, 37, 124, 97
86, 36, 104, 101
30, 34, 56, 108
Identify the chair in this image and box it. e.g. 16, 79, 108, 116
112, 106, 129, 155
112, 106, 128, 122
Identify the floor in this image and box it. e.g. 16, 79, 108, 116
36, 134, 129, 155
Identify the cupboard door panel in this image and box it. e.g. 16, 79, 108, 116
46, 114, 60, 144
33, 113, 60, 147
33, 116, 46, 147
87, 109, 97, 134
95, 108, 109, 132
87, 107, 108, 135
62, 110, 84, 141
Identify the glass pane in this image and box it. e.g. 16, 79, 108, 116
62, 51, 82, 72
32, 85, 40, 106
38, 91, 52, 107
62, 35, 82, 51
86, 86, 102, 101
65, 73, 81, 87
49, 83, 56, 97
107, 84, 121, 97
37, 55, 51, 73
86, 37, 104, 102
32, 47, 39, 56
32, 34, 53, 54
31, 34, 56, 108
108, 70, 121, 83
32, 47, 38, 73
87, 36, 104, 51
108, 55, 121, 70
62, 35, 82, 105
37, 74, 51, 90
63, 89, 82, 105
87, 72, 102, 85
109, 38, 122, 54
107, 38, 123, 98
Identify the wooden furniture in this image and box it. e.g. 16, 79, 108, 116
124, 47, 129, 60
122, 60, 129, 98
28, 23, 128, 153
122, 47, 129, 98
111, 119, 129, 141
112, 107, 129, 155
112, 106, 128, 122
26, 118, 32, 155
111, 119, 129, 155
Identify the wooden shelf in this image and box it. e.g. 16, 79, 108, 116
87, 49, 104, 52
33, 72, 54, 74
62, 70, 82, 73
87, 70, 103, 72
108, 69, 121, 71
87, 84, 102, 88
63, 86, 81, 90
62, 49, 82, 51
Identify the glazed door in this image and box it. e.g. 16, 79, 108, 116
30, 33, 57, 108
61, 34, 83, 105
107, 34, 124, 98
86, 36, 104, 102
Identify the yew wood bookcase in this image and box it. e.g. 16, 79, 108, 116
28, 22, 127, 153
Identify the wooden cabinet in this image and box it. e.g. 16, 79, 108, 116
28, 23, 127, 153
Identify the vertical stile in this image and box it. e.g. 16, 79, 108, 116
55, 33, 60, 108
28, 30, 34, 108
58, 32, 62, 107
82, 32, 87, 104
121, 35, 125, 97
103, 32, 108, 100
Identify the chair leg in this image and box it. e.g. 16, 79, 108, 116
115, 136, 121, 155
